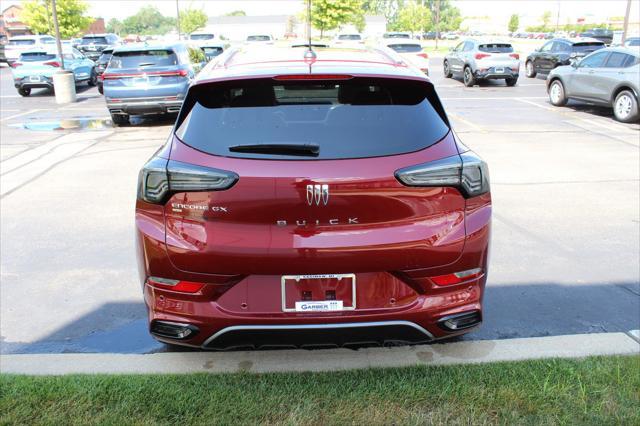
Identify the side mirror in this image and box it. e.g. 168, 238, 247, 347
571, 60, 579, 68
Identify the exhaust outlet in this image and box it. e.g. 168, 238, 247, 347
438, 311, 482, 331
150, 320, 199, 340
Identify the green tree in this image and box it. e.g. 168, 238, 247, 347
122, 5, 175, 35
508, 14, 519, 33
363, 0, 405, 30
425, 0, 462, 32
542, 10, 552, 28
394, 3, 431, 34
180, 8, 208, 35
308, 0, 364, 38
23, 0, 92, 38
225, 10, 246, 16
106, 18, 123, 35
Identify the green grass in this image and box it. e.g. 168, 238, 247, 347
1, 356, 638, 425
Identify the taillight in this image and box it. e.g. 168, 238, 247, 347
11, 62, 22, 68
44, 61, 61, 67
176, 69, 188, 77
137, 156, 238, 204
147, 277, 205, 293
417, 53, 429, 59
475, 53, 491, 60
395, 151, 490, 198
430, 268, 483, 286
509, 53, 520, 60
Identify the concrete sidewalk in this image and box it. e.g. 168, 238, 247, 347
2, 332, 638, 375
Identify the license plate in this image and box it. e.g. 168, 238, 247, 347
281, 274, 356, 312
29, 75, 41, 82
495, 67, 505, 73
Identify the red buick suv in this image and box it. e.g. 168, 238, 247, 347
135, 46, 491, 349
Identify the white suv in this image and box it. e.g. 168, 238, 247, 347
5, 35, 56, 65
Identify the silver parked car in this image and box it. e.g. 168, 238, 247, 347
547, 47, 640, 122
443, 39, 520, 87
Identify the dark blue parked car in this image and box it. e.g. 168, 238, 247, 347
103, 42, 206, 125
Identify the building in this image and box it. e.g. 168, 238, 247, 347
84, 18, 105, 35
0, 5, 31, 38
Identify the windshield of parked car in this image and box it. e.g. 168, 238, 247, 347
338, 35, 361, 40
9, 39, 36, 46
388, 44, 423, 53
478, 43, 513, 53
625, 39, 640, 47
384, 33, 410, 39
247, 35, 271, 41
81, 37, 108, 45
190, 34, 214, 40
572, 42, 605, 52
108, 50, 178, 68
202, 47, 223, 57
176, 78, 450, 160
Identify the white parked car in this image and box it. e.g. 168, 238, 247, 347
384, 40, 430, 74
246, 35, 275, 45
5, 35, 56, 65
333, 33, 364, 46
188, 31, 224, 47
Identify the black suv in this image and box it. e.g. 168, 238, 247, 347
77, 33, 120, 61
579, 28, 613, 45
525, 38, 605, 78
95, 48, 113, 94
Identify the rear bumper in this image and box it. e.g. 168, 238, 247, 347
475, 67, 519, 79
136, 192, 491, 349
14, 76, 54, 90
107, 98, 183, 115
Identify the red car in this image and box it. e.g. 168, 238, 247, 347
136, 46, 492, 349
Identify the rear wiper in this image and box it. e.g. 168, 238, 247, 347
229, 143, 320, 157
138, 62, 156, 67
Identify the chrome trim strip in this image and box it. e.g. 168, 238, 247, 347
201, 320, 434, 348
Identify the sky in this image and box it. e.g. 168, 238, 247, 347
1, 0, 638, 23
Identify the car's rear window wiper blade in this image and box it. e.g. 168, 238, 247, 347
228, 143, 320, 157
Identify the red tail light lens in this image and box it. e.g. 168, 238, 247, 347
103, 70, 189, 79
147, 277, 205, 293
474, 53, 490, 60
417, 53, 429, 59
509, 53, 520, 60
44, 61, 61, 67
11, 62, 23, 68
430, 268, 483, 286
274, 74, 353, 81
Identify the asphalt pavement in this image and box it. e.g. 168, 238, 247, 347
1, 60, 638, 354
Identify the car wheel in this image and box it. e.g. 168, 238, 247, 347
613, 90, 639, 123
98, 83, 103, 95
506, 77, 518, 87
88, 70, 97, 86
443, 60, 452, 78
18, 87, 31, 97
463, 66, 476, 87
548, 79, 567, 106
525, 61, 536, 78
110, 113, 129, 126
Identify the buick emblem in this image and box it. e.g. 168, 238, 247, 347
306, 184, 329, 206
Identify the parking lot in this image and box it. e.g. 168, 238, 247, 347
1, 58, 638, 354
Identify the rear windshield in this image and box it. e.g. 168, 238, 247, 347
572, 42, 605, 52
109, 50, 178, 69
202, 46, 223, 56
388, 44, 423, 53
338, 34, 361, 40
247, 35, 271, 41
176, 78, 450, 160
98, 50, 113, 61
81, 37, 108, 45
478, 43, 513, 53
9, 39, 35, 46
628, 39, 640, 47
190, 34, 214, 40
20, 52, 56, 61
384, 33, 410, 39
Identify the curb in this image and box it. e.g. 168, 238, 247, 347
1, 332, 639, 375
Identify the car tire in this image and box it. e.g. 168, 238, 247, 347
506, 77, 518, 87
613, 90, 639, 123
98, 83, 103, 95
463, 66, 476, 87
525, 61, 537, 78
110, 113, 129, 126
18, 87, 31, 97
443, 60, 452, 78
548, 79, 568, 106
88, 70, 98, 86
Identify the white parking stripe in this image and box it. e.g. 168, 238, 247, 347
447, 112, 486, 133
441, 96, 547, 101
0, 109, 39, 122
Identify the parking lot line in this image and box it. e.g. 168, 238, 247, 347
447, 112, 486, 133
440, 96, 547, 101
0, 109, 40, 122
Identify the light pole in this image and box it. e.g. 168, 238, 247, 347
51, 0, 76, 103
622, 0, 632, 44
176, 0, 181, 40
